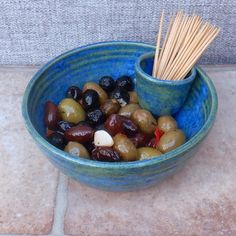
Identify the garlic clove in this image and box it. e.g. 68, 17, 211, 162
94, 130, 114, 147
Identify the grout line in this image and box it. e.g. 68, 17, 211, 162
0, 174, 68, 236
50, 173, 69, 236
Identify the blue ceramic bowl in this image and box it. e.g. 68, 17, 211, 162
22, 41, 218, 192
136, 52, 196, 116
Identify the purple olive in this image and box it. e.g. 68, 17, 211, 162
91, 147, 121, 162
44, 101, 60, 130
65, 125, 94, 143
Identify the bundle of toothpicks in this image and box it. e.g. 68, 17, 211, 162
152, 11, 220, 81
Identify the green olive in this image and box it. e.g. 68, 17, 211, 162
64, 142, 90, 159
58, 98, 86, 124
83, 82, 108, 105
129, 91, 139, 104
131, 109, 157, 135
101, 99, 120, 116
113, 133, 137, 161
137, 147, 162, 160
118, 104, 140, 118
157, 115, 177, 132
158, 129, 186, 153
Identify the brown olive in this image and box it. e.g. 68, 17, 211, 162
130, 132, 151, 148
104, 114, 124, 136
65, 125, 94, 143
91, 147, 120, 162
131, 109, 157, 135
157, 115, 177, 133
44, 101, 60, 130
83, 82, 108, 105
128, 91, 139, 104
58, 98, 85, 124
101, 99, 120, 116
158, 129, 186, 153
118, 104, 140, 118
113, 133, 137, 161
64, 142, 90, 159
137, 147, 162, 160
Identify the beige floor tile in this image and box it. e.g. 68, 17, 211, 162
0, 69, 59, 234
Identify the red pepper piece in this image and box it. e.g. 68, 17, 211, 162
153, 128, 164, 147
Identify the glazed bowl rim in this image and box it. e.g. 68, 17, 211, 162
136, 51, 197, 85
22, 41, 218, 169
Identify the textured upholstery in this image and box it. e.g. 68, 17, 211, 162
0, 0, 235, 65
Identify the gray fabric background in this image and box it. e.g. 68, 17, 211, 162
0, 0, 235, 65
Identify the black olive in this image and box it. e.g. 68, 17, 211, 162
47, 132, 66, 150
122, 118, 138, 137
94, 123, 105, 131
99, 76, 115, 92
84, 141, 96, 154
87, 108, 105, 126
116, 76, 133, 91
82, 89, 100, 110
57, 121, 74, 132
110, 87, 130, 107
66, 86, 82, 101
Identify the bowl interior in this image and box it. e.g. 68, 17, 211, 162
24, 41, 216, 157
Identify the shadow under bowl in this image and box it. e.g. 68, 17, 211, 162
22, 41, 218, 192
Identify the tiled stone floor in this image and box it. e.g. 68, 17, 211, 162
0, 65, 235, 236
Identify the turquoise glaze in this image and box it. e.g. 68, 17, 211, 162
135, 52, 196, 116
22, 41, 218, 192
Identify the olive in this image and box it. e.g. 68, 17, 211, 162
47, 132, 66, 150
118, 104, 140, 118
87, 108, 105, 126
66, 86, 82, 101
101, 99, 120, 116
92, 147, 121, 162
58, 98, 86, 124
116, 76, 133, 91
82, 89, 100, 110
94, 123, 105, 131
158, 129, 186, 153
77, 120, 92, 127
84, 141, 95, 154
131, 109, 157, 135
83, 82, 108, 105
137, 147, 162, 160
57, 121, 74, 132
130, 132, 151, 148
157, 115, 177, 133
128, 91, 139, 104
122, 117, 138, 137
104, 114, 123, 136
64, 142, 90, 159
147, 137, 156, 148
110, 87, 130, 107
113, 133, 137, 161
99, 76, 115, 92
46, 128, 54, 137
65, 125, 94, 143
44, 101, 60, 130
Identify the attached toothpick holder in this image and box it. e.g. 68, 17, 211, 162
135, 52, 196, 116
